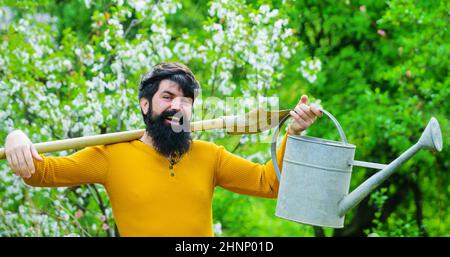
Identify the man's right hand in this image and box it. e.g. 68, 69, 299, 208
5, 130, 43, 178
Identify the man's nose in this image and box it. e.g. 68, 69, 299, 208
170, 98, 182, 111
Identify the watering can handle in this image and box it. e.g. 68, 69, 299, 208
271, 108, 348, 181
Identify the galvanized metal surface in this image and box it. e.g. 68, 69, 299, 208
271, 109, 354, 228
271, 109, 443, 228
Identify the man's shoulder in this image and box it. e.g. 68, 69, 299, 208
192, 139, 222, 151
100, 140, 141, 152
192, 139, 215, 147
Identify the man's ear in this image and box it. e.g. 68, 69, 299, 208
139, 98, 150, 115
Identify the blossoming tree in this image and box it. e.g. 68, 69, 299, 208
0, 0, 308, 236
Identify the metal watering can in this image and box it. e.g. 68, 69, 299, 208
271, 109, 443, 228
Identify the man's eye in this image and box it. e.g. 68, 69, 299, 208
163, 96, 171, 99
181, 98, 192, 104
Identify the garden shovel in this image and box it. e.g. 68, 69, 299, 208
0, 108, 291, 159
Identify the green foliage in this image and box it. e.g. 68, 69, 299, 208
0, 0, 448, 236
283, 0, 448, 236
365, 187, 420, 236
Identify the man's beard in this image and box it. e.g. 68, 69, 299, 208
144, 109, 192, 160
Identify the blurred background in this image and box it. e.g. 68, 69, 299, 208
0, 0, 448, 236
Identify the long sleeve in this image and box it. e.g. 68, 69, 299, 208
23, 145, 109, 187
214, 133, 288, 198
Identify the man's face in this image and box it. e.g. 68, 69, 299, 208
150, 79, 193, 127
140, 79, 194, 158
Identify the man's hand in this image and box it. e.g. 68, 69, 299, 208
287, 95, 322, 135
4, 130, 43, 178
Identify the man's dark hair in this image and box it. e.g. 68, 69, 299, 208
138, 62, 200, 118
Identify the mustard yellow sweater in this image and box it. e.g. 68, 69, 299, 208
26, 135, 288, 237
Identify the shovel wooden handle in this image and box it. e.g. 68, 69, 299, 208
0, 129, 145, 160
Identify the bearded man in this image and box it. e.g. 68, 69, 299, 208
4, 62, 322, 236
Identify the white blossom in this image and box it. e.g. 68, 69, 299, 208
129, 0, 147, 12
0, 0, 301, 236
84, 0, 92, 8
299, 58, 322, 83
213, 222, 223, 236
0, 7, 14, 30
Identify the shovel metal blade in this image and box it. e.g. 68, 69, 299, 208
224, 108, 291, 135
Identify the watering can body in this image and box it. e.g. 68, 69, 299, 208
271, 109, 442, 228
276, 136, 356, 228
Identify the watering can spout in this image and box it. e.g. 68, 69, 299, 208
338, 117, 443, 217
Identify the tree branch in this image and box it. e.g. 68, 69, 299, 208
88, 184, 112, 237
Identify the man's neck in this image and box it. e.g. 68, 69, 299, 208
139, 131, 154, 148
